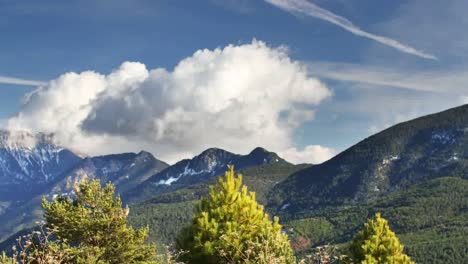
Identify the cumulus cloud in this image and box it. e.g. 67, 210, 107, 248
279, 145, 337, 164
264, 0, 437, 60
8, 40, 333, 164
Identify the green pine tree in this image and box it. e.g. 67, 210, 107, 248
348, 213, 414, 264
0, 252, 15, 264
178, 166, 295, 264
42, 178, 157, 264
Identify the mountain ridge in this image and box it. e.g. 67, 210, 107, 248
268, 103, 468, 213
125, 146, 288, 202
0, 137, 290, 242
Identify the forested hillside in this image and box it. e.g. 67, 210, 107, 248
128, 162, 310, 244
270, 104, 468, 211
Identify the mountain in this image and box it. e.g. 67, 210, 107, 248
281, 176, 467, 263
263, 105, 468, 263
0, 131, 169, 242
269, 104, 468, 213
128, 105, 468, 263
2, 105, 468, 263
128, 162, 310, 244
0, 130, 82, 201
126, 147, 287, 202
48, 151, 169, 198
0, 146, 296, 248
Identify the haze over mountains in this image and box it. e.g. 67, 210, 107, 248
0, 104, 467, 263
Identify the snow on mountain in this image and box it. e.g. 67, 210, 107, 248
126, 147, 288, 202
155, 147, 285, 186
0, 130, 82, 200
0, 131, 168, 242
49, 151, 169, 197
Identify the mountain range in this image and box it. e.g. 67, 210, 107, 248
125, 147, 286, 202
1, 104, 468, 263
128, 104, 467, 263
0, 132, 286, 242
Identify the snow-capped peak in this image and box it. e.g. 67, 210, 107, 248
0, 130, 82, 186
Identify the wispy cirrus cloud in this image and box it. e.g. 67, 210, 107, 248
264, 0, 437, 60
0, 76, 46, 86
307, 61, 468, 94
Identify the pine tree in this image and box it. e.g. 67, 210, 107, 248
177, 166, 295, 264
348, 213, 414, 264
42, 178, 157, 263
0, 252, 15, 264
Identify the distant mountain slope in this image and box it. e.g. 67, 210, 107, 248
128, 162, 310, 244
282, 177, 467, 263
269, 104, 468, 213
0, 130, 82, 201
126, 147, 287, 202
0, 132, 169, 242
49, 151, 169, 197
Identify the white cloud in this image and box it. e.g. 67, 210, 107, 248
461, 96, 468, 104
0, 76, 46, 86
0, 119, 6, 129
7, 40, 333, 164
264, 0, 437, 60
279, 145, 336, 164
307, 61, 468, 94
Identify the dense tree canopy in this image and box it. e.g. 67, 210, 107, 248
41, 179, 156, 263
348, 213, 414, 264
178, 166, 295, 263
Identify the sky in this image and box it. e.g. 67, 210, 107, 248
1, 0, 468, 164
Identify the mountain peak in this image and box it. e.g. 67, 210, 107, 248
133, 147, 286, 199
244, 147, 285, 165
0, 130, 55, 150
136, 150, 155, 160
197, 147, 231, 158
249, 147, 269, 155
0, 130, 82, 200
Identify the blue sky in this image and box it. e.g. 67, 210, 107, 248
1, 0, 467, 164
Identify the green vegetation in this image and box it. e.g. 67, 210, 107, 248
177, 166, 295, 263
129, 163, 308, 244
347, 213, 414, 263
282, 177, 467, 263
0, 166, 466, 263
1, 179, 158, 264
0, 251, 14, 264
41, 179, 157, 263
130, 200, 196, 244
128, 163, 467, 263
271, 104, 468, 210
